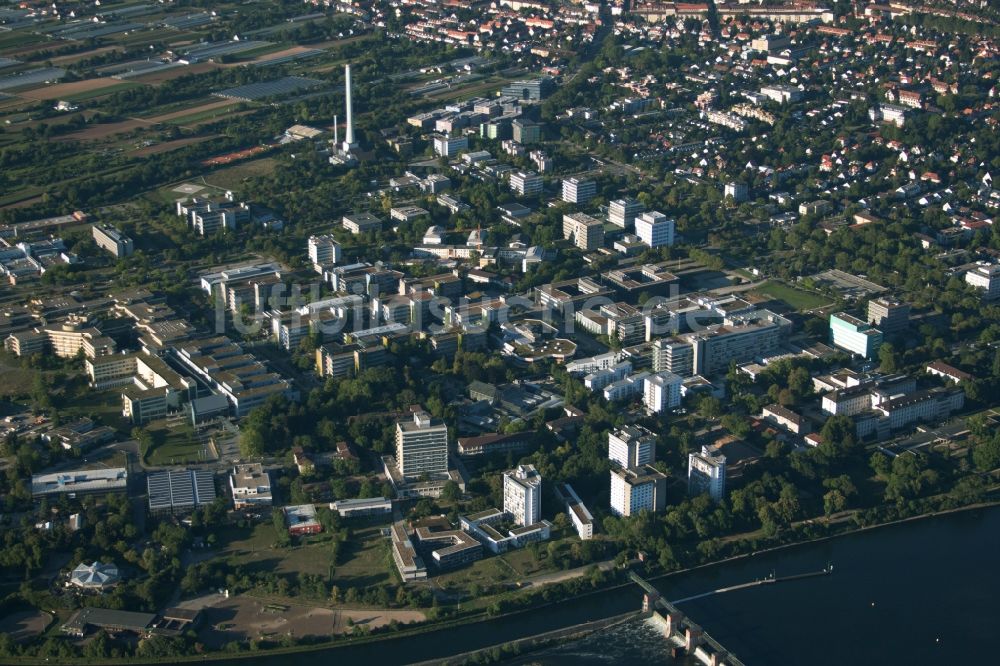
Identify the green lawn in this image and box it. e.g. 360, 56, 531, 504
751, 280, 831, 311
145, 420, 210, 465
220, 522, 391, 584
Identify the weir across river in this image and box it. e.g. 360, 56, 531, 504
628, 564, 833, 665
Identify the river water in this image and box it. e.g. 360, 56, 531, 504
513, 506, 1000, 666
223, 506, 1000, 666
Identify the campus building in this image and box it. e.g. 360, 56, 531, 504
688, 448, 727, 501
396, 408, 449, 478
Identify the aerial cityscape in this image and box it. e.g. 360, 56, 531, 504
0, 0, 998, 663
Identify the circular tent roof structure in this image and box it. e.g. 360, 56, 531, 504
69, 561, 120, 589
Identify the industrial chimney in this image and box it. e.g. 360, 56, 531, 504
343, 64, 356, 152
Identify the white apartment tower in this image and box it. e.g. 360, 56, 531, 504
395, 409, 449, 478
644, 371, 682, 414
688, 448, 726, 501
503, 464, 542, 527
608, 425, 656, 469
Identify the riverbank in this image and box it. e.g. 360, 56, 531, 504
8, 499, 999, 665
408, 611, 640, 666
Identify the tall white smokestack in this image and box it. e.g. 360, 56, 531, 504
343, 64, 355, 151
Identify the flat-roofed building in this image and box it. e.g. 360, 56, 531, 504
283, 504, 322, 535
396, 408, 449, 478
644, 371, 682, 414
562, 177, 596, 204
965, 262, 1000, 300
230, 463, 271, 509
331, 497, 392, 518
635, 211, 675, 248
342, 212, 383, 235
867, 297, 910, 335
688, 448, 726, 501
308, 234, 341, 270
92, 225, 134, 258
431, 133, 468, 158
390, 523, 428, 581
32, 467, 128, 498
503, 464, 541, 527
555, 482, 593, 540
830, 312, 883, 358
147, 469, 216, 516
511, 119, 541, 144
562, 212, 604, 250
608, 425, 657, 469
390, 206, 429, 223
609, 464, 667, 517
608, 198, 645, 228
510, 170, 543, 196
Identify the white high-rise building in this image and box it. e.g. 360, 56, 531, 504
503, 464, 541, 526
396, 409, 449, 479
608, 425, 656, 469
644, 371, 682, 414
635, 211, 675, 248
608, 198, 645, 228
688, 448, 726, 501
609, 465, 667, 517
308, 235, 341, 270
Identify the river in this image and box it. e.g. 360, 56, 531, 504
223, 506, 1000, 666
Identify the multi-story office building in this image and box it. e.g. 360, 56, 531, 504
652, 338, 694, 377
396, 408, 449, 479
92, 225, 134, 258
308, 235, 341, 270
511, 119, 541, 144
608, 425, 657, 469
503, 464, 542, 527
562, 212, 604, 250
687, 310, 791, 375
431, 133, 468, 158
830, 312, 883, 358
509, 170, 543, 196
342, 213, 383, 235
608, 198, 645, 228
644, 371, 682, 414
44, 319, 117, 359
609, 465, 667, 517
562, 177, 597, 204
965, 262, 1000, 300
500, 77, 555, 101
867, 297, 910, 334
635, 211, 675, 248
688, 448, 726, 501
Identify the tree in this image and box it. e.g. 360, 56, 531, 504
972, 434, 1000, 472
440, 480, 460, 502
878, 342, 899, 374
